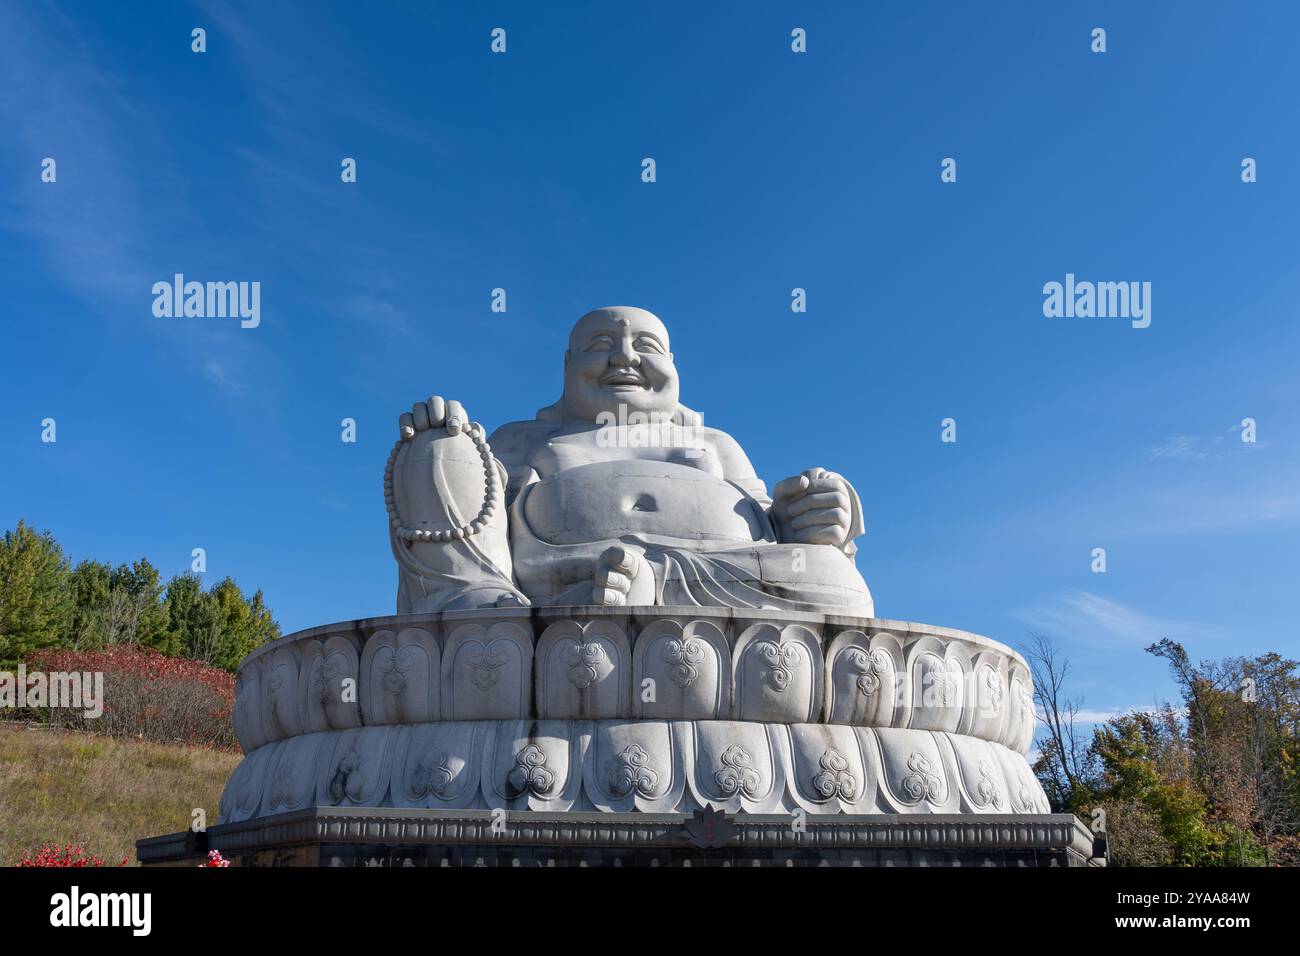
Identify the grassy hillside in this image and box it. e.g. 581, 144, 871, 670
0, 722, 239, 865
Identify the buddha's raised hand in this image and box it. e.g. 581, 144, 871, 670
771, 468, 855, 548
398, 396, 473, 440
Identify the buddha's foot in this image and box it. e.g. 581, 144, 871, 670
592, 545, 655, 606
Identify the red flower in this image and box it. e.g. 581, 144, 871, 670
17, 842, 122, 867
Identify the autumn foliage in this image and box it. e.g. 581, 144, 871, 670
17, 842, 126, 867
22, 645, 237, 750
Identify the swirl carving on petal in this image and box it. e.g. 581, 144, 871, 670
714, 744, 761, 798
267, 669, 284, 719
329, 750, 364, 804
607, 744, 658, 798
562, 639, 610, 690
269, 759, 295, 808
755, 640, 802, 692
412, 749, 454, 798
506, 744, 556, 797
661, 638, 707, 689
982, 666, 1003, 713
379, 650, 411, 697
313, 658, 338, 703
466, 646, 506, 691
922, 659, 958, 708
846, 647, 890, 697
811, 747, 858, 801
900, 751, 942, 804
1014, 774, 1039, 813
976, 759, 1003, 809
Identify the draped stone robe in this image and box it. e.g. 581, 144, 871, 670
488, 405, 875, 617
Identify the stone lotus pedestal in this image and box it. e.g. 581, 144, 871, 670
138, 606, 1105, 866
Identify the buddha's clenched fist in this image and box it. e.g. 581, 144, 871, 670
771, 468, 855, 548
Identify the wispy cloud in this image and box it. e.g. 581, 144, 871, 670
203, 360, 247, 395
0, 1, 275, 397
1144, 435, 1208, 461
1014, 589, 1228, 648
1072, 705, 1167, 725
1143, 422, 1267, 463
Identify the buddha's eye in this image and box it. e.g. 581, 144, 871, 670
584, 334, 615, 351
634, 336, 664, 354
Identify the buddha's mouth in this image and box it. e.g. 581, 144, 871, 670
599, 370, 646, 388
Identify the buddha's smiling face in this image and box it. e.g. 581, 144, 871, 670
561, 307, 680, 422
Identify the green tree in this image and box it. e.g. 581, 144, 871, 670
163, 573, 279, 671
65, 559, 111, 648
1092, 709, 1222, 866
1148, 639, 1300, 865
0, 520, 73, 664
162, 572, 205, 657
108, 558, 170, 652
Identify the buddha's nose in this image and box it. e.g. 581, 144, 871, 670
610, 349, 639, 367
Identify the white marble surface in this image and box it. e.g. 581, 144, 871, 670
387, 307, 874, 616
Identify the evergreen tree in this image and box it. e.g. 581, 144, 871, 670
108, 558, 170, 652
65, 559, 111, 648
0, 521, 73, 664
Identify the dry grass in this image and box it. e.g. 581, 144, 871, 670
0, 722, 240, 865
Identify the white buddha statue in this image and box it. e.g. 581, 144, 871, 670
387, 307, 873, 617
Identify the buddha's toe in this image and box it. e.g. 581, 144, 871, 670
600, 545, 640, 576
596, 568, 632, 592
593, 586, 627, 606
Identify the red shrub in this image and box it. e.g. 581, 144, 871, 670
20, 645, 237, 750
18, 843, 127, 867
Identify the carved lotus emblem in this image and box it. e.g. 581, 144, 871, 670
684, 804, 736, 849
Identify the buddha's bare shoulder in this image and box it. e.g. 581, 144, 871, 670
486, 418, 564, 466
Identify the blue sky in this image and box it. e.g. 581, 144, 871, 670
2, 1, 1297, 724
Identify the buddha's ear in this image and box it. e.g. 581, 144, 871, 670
563, 350, 570, 366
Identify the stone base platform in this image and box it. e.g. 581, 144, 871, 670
171, 607, 1106, 867
138, 807, 1105, 867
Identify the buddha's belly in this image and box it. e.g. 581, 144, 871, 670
521, 460, 771, 546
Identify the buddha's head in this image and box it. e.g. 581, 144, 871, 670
561, 307, 680, 422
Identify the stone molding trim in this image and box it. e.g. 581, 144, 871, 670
233, 608, 1036, 756
139, 807, 1101, 866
